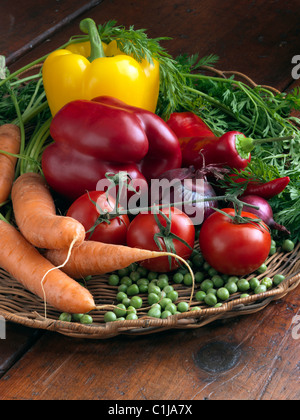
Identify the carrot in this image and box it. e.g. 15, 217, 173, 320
0, 124, 21, 204
11, 172, 85, 249
0, 220, 95, 314
45, 241, 188, 279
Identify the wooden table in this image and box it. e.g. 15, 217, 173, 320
0, 0, 299, 401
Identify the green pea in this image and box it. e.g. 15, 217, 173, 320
261, 277, 273, 289
208, 267, 218, 277
250, 277, 260, 290
177, 301, 189, 313
257, 263, 267, 274
212, 275, 224, 288
225, 281, 238, 294
161, 310, 172, 319
203, 262, 211, 271
165, 303, 177, 314
137, 278, 149, 286
118, 267, 129, 277
192, 253, 204, 268
72, 313, 84, 322
116, 317, 126, 321
108, 274, 119, 286
127, 305, 137, 314
148, 307, 161, 318
237, 278, 250, 292
167, 290, 178, 302
214, 303, 223, 308
59, 312, 72, 322
148, 283, 161, 295
80, 314, 93, 325
200, 279, 214, 292
191, 306, 202, 311
127, 284, 139, 296
118, 284, 128, 293
136, 266, 148, 277
160, 297, 172, 309
227, 276, 239, 284
147, 271, 158, 281
273, 274, 285, 286
183, 273, 193, 286
216, 287, 230, 301
130, 271, 141, 282
204, 293, 218, 307
126, 313, 138, 320
282, 239, 295, 252
138, 283, 149, 293
104, 311, 117, 323
240, 293, 250, 298
173, 272, 184, 284
157, 275, 169, 289
163, 285, 174, 294
194, 272, 205, 283
269, 245, 276, 255
206, 288, 217, 296
114, 303, 127, 318
122, 297, 131, 308
148, 292, 160, 305
120, 276, 132, 287
195, 290, 206, 302
254, 284, 267, 294
116, 291, 127, 302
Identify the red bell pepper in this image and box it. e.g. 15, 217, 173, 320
42, 96, 182, 201
166, 111, 216, 151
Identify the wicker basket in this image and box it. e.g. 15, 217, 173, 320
0, 241, 299, 339
1, 66, 299, 339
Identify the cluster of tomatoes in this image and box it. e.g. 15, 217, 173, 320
67, 189, 272, 277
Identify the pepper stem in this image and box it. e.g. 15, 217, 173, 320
235, 134, 294, 158
79, 18, 106, 61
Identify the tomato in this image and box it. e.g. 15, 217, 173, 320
67, 191, 130, 245
126, 207, 195, 272
199, 208, 271, 276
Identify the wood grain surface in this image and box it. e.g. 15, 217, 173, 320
0, 0, 299, 401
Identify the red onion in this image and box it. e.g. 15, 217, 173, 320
238, 195, 290, 234
155, 166, 217, 225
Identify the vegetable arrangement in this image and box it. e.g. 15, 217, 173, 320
0, 18, 299, 326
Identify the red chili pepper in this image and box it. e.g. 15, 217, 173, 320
231, 175, 290, 199
42, 96, 182, 201
166, 112, 217, 151
182, 131, 253, 170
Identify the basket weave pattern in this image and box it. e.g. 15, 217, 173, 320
0, 242, 299, 339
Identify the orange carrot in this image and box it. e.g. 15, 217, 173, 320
45, 241, 184, 279
0, 220, 95, 314
0, 124, 21, 204
11, 172, 85, 249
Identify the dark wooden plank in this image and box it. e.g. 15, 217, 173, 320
0, 0, 103, 65
7, 0, 300, 92
0, 290, 299, 400
0, 322, 42, 378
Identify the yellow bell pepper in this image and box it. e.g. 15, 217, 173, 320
42, 18, 160, 116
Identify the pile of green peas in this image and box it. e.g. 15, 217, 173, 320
59, 236, 294, 324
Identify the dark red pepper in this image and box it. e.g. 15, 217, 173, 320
230, 175, 290, 199
166, 111, 216, 151
42, 96, 182, 201
181, 131, 254, 170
